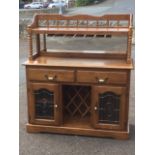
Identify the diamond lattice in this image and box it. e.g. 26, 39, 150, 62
63, 85, 91, 118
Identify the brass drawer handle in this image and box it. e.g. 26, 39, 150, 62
96, 77, 108, 84
45, 75, 57, 81
48, 76, 54, 80
98, 79, 105, 83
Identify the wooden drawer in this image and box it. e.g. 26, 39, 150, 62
77, 70, 127, 84
28, 68, 74, 82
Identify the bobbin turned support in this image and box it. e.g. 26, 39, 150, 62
127, 14, 133, 64
127, 27, 132, 63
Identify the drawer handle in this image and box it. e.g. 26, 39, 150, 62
98, 79, 105, 83
45, 75, 57, 81
96, 77, 108, 83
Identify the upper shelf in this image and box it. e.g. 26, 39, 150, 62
31, 27, 129, 36
27, 14, 133, 36
27, 14, 133, 63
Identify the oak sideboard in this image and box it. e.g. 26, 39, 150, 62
24, 14, 133, 139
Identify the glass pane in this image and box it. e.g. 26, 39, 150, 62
34, 89, 54, 119
98, 92, 120, 124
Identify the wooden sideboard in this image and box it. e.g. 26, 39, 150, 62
24, 14, 133, 139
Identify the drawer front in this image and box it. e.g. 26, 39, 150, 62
77, 70, 127, 84
28, 68, 74, 82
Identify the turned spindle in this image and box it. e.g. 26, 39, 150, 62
127, 27, 132, 63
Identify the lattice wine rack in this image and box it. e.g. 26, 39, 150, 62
63, 85, 91, 119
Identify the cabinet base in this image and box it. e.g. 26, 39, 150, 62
26, 123, 129, 140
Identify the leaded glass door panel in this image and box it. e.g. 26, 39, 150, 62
91, 86, 126, 130
28, 83, 61, 125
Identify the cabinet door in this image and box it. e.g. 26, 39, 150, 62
91, 86, 126, 130
28, 83, 61, 125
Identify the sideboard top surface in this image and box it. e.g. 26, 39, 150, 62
24, 56, 133, 69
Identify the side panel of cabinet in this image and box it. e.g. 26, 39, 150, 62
28, 82, 62, 126
91, 85, 127, 130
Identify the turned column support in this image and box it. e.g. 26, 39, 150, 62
28, 32, 33, 61
127, 27, 132, 63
